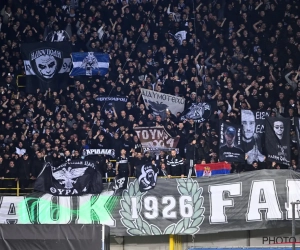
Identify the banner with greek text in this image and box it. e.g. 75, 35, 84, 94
95, 96, 127, 115
1, 170, 300, 237
134, 126, 179, 149
141, 88, 185, 120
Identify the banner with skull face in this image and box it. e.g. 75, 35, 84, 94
265, 117, 291, 165
21, 42, 72, 93
180, 101, 217, 123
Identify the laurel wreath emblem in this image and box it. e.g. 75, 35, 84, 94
119, 178, 205, 236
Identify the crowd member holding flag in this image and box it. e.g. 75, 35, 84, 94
1, 0, 300, 194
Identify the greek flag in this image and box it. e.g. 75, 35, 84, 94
70, 52, 110, 76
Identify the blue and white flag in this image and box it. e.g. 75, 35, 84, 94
70, 52, 109, 76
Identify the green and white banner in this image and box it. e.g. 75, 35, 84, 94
1, 170, 300, 236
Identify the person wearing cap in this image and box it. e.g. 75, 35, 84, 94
219, 126, 244, 161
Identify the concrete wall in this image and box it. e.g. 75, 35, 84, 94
110, 228, 300, 250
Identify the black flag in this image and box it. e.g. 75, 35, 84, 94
219, 121, 245, 163
135, 164, 158, 192
34, 160, 103, 196
180, 101, 217, 123
265, 117, 290, 165
95, 96, 127, 115
20, 42, 72, 93
113, 176, 128, 191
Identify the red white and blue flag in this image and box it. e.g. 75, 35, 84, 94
195, 162, 231, 177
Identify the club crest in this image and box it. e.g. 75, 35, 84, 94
181, 103, 212, 122
80, 52, 99, 76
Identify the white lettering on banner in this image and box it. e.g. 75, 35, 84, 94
83, 149, 115, 157
162, 196, 177, 219
285, 180, 300, 219
209, 183, 242, 224
142, 130, 149, 140
256, 125, 265, 134
142, 89, 185, 105
131, 196, 194, 221
96, 97, 127, 102
0, 197, 30, 224
77, 192, 115, 226
38, 194, 72, 224
31, 49, 62, 60
179, 196, 193, 218
134, 127, 178, 148
255, 111, 269, 120
246, 180, 283, 221
144, 196, 159, 219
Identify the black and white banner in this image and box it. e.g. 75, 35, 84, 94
135, 163, 158, 192
34, 160, 103, 196
180, 101, 217, 123
113, 175, 128, 191
95, 96, 127, 115
143, 147, 179, 154
169, 30, 187, 45
219, 121, 244, 163
265, 117, 290, 165
241, 110, 269, 164
141, 89, 185, 120
21, 42, 72, 93
3, 170, 300, 237
82, 149, 115, 158
134, 126, 179, 149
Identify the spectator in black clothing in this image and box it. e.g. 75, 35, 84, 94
158, 162, 168, 177
4, 160, 18, 192
166, 150, 185, 178
18, 153, 31, 191
0, 156, 4, 190
184, 138, 197, 176
0, 0, 300, 186
31, 152, 44, 179
115, 149, 130, 178
132, 151, 145, 177
106, 161, 116, 179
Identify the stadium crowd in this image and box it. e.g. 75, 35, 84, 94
0, 0, 300, 191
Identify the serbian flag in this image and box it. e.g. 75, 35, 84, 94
195, 162, 231, 177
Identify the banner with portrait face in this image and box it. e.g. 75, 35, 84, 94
219, 121, 245, 163
294, 117, 300, 167
265, 117, 290, 165
241, 110, 269, 165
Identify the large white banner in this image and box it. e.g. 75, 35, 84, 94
141, 88, 185, 119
